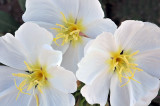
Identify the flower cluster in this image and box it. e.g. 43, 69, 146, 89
0, 0, 160, 106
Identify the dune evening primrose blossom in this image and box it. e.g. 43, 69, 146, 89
22, 0, 117, 73
76, 20, 160, 106
0, 23, 77, 106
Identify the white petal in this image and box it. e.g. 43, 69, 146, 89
85, 19, 117, 38
51, 0, 79, 19
28, 21, 56, 35
84, 39, 94, 55
39, 87, 75, 106
0, 87, 34, 106
27, 94, 37, 106
129, 22, 160, 51
115, 20, 160, 52
61, 37, 91, 73
27, 21, 70, 54
85, 32, 116, 56
23, 0, 61, 25
77, 0, 104, 25
110, 71, 160, 106
76, 50, 109, 85
48, 66, 77, 93
15, 22, 53, 63
110, 74, 131, 106
135, 49, 160, 79
114, 20, 144, 50
0, 66, 23, 92
0, 66, 34, 106
39, 45, 62, 67
0, 34, 27, 70
77, 33, 116, 85
81, 70, 112, 106
23, 0, 79, 24
51, 41, 70, 54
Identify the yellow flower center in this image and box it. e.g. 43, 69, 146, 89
12, 61, 51, 106
52, 12, 86, 47
107, 48, 143, 87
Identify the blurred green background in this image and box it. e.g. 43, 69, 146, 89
0, 0, 160, 105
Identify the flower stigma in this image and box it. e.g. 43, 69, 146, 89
106, 48, 143, 87
52, 12, 86, 47
12, 61, 51, 106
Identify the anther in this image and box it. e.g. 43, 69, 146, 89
120, 50, 124, 55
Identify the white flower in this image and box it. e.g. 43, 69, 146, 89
22, 0, 117, 73
0, 22, 77, 106
76, 20, 160, 106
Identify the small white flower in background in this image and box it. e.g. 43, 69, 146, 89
0, 23, 77, 106
76, 20, 160, 106
22, 0, 117, 73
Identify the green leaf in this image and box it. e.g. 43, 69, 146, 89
0, 33, 3, 36
18, 0, 26, 11
0, 11, 20, 34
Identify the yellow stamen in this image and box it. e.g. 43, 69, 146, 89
35, 94, 39, 106
12, 73, 31, 78
37, 86, 43, 94
107, 48, 143, 86
24, 61, 32, 71
52, 12, 85, 47
27, 82, 34, 91
60, 12, 67, 23
14, 79, 31, 100
12, 61, 51, 102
